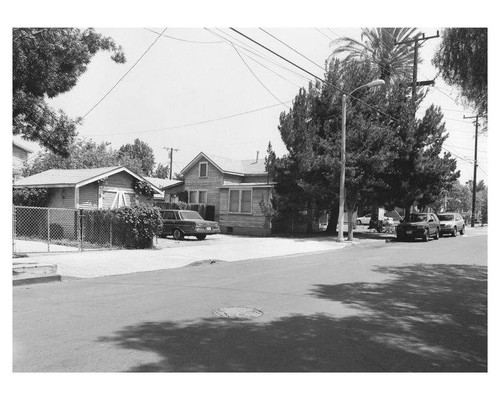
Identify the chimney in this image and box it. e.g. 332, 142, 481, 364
255, 151, 259, 163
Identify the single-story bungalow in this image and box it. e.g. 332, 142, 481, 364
13, 166, 163, 209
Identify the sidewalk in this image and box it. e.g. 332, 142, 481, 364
13, 234, 350, 279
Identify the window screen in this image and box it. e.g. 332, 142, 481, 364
241, 190, 252, 213
229, 190, 240, 212
198, 191, 207, 204
189, 191, 197, 203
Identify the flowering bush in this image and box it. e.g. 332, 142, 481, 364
111, 204, 163, 248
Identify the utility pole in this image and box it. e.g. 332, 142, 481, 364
395, 31, 440, 99
463, 114, 484, 227
395, 31, 439, 218
163, 147, 178, 180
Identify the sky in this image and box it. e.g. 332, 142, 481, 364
19, 26, 487, 184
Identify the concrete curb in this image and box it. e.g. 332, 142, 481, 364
13, 275, 62, 286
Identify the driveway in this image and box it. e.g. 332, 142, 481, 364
17, 234, 350, 279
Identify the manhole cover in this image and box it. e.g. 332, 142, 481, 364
213, 307, 263, 319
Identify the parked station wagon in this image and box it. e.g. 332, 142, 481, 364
160, 210, 220, 240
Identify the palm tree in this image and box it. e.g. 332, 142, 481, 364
329, 28, 421, 83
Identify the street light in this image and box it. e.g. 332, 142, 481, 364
337, 79, 385, 242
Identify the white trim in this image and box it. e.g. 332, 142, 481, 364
228, 188, 253, 214
188, 189, 208, 204
180, 152, 244, 176
199, 161, 208, 178
75, 166, 163, 194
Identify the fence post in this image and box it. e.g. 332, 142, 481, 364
110, 217, 113, 248
47, 208, 50, 252
79, 209, 84, 251
12, 206, 16, 254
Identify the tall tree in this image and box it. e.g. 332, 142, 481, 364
23, 138, 142, 177
152, 163, 170, 179
432, 28, 487, 117
329, 28, 420, 83
13, 28, 125, 156
118, 138, 156, 176
275, 57, 459, 237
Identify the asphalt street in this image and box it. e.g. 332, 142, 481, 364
13, 229, 487, 372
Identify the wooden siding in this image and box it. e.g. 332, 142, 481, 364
13, 144, 29, 178
79, 182, 99, 209
47, 188, 76, 209
183, 156, 225, 219
104, 171, 136, 189
218, 187, 271, 235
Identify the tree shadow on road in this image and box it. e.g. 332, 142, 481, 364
98, 263, 486, 372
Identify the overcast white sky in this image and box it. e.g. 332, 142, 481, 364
18, 26, 487, 184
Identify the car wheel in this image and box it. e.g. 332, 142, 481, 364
434, 229, 439, 240
172, 229, 184, 240
422, 230, 429, 242
460, 226, 465, 235
196, 234, 207, 240
451, 227, 457, 237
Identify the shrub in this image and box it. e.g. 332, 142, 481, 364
13, 187, 51, 206
111, 204, 163, 248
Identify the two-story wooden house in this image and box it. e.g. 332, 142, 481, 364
175, 152, 275, 236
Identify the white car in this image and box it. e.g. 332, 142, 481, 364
356, 214, 372, 225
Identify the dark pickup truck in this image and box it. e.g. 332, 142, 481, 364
160, 209, 220, 240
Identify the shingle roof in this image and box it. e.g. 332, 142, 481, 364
144, 177, 183, 190
14, 166, 121, 187
182, 152, 267, 176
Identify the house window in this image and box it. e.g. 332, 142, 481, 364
199, 162, 208, 178
198, 191, 207, 204
188, 190, 208, 204
228, 189, 252, 214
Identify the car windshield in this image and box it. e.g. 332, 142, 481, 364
179, 211, 203, 220
438, 215, 454, 221
408, 214, 427, 222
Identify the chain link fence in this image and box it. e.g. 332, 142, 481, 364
13, 206, 132, 254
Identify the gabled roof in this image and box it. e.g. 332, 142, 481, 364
13, 140, 34, 154
181, 152, 267, 176
144, 177, 183, 190
13, 166, 163, 194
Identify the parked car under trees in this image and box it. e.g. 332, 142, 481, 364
396, 213, 440, 242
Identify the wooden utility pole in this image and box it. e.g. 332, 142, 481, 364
163, 147, 178, 180
463, 114, 483, 227
395, 31, 440, 99
395, 31, 439, 218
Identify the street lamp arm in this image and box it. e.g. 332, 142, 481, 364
347, 79, 385, 97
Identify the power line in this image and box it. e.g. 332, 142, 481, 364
212, 28, 313, 83
314, 28, 334, 42
144, 28, 225, 44
206, 28, 304, 89
85, 101, 293, 137
229, 27, 397, 123
259, 28, 326, 72
227, 40, 288, 107
82, 27, 168, 119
